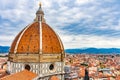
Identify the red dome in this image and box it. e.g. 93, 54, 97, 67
9, 22, 64, 54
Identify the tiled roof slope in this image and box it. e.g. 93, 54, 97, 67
1, 70, 37, 80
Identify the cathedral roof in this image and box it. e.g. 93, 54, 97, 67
9, 3, 64, 54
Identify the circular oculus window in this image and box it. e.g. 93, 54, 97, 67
25, 64, 31, 71
49, 64, 54, 70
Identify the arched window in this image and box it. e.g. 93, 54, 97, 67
25, 64, 31, 71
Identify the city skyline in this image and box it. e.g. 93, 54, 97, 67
0, 0, 120, 49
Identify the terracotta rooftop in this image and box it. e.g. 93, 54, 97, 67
116, 76, 120, 80
1, 70, 37, 80
49, 76, 59, 80
0, 69, 8, 78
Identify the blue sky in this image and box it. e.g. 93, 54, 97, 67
0, 0, 120, 49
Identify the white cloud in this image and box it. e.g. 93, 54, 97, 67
0, 0, 120, 49
0, 35, 14, 46
60, 34, 120, 49
75, 0, 94, 5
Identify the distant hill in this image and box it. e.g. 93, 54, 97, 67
0, 46, 120, 54
65, 48, 120, 54
0, 46, 9, 53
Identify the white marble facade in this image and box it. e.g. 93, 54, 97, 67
7, 61, 64, 80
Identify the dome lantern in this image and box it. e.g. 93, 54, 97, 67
35, 2, 45, 22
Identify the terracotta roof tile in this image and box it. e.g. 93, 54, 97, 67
116, 76, 120, 80
1, 70, 37, 80
49, 76, 59, 80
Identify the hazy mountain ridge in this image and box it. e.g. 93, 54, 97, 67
0, 46, 9, 53
65, 48, 120, 54
0, 46, 120, 54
